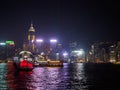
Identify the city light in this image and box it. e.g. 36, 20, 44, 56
41, 52, 44, 55
63, 52, 68, 56
0, 41, 15, 46
31, 40, 34, 43
36, 39, 43, 43
0, 42, 6, 46
50, 39, 57, 43
5, 41, 15, 45
72, 49, 85, 56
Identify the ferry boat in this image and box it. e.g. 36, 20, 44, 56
13, 51, 35, 70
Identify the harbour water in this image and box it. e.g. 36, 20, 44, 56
0, 62, 120, 90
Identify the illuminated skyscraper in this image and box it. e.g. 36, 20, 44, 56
28, 23, 36, 52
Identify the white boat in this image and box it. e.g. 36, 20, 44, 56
13, 51, 35, 70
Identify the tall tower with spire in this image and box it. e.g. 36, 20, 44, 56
28, 23, 36, 52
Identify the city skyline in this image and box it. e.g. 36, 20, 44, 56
0, 0, 116, 47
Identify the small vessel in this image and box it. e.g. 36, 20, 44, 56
13, 51, 35, 70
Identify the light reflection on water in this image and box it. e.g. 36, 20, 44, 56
3, 62, 120, 90
0, 63, 8, 89
0, 62, 87, 90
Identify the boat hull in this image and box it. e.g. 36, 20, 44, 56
14, 60, 33, 70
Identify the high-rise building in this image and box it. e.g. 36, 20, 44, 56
27, 23, 36, 52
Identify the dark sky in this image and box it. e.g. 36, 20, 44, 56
0, 0, 117, 48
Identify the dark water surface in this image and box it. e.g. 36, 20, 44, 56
0, 62, 120, 90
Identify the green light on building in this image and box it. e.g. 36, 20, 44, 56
5, 41, 15, 45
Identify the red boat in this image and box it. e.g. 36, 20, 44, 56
13, 51, 34, 70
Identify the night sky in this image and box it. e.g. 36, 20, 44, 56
0, 0, 117, 48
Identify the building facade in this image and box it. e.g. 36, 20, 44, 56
23, 23, 36, 53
